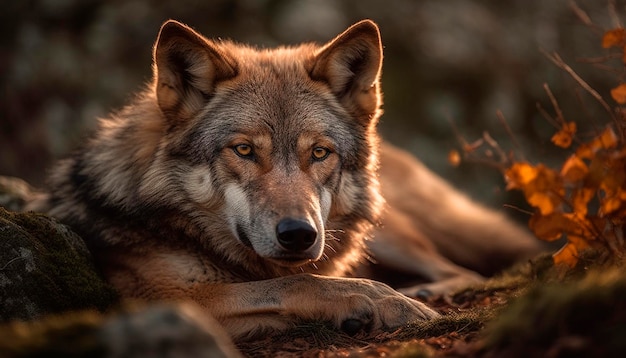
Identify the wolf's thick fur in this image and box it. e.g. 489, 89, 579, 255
31, 20, 541, 339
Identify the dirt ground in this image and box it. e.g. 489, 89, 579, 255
237, 252, 626, 357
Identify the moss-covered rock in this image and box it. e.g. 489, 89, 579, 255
0, 207, 117, 322
0, 178, 238, 357
480, 259, 626, 357
0, 303, 241, 358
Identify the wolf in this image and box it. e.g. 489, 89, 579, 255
30, 19, 542, 339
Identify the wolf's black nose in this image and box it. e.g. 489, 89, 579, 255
276, 218, 317, 252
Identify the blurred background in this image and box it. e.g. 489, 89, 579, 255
0, 0, 623, 219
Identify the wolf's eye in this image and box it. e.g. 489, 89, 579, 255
233, 144, 253, 158
311, 147, 330, 161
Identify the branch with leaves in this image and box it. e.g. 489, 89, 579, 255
454, 24, 626, 269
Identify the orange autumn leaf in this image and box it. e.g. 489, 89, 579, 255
598, 156, 626, 194
600, 189, 626, 216
553, 235, 590, 268
507, 163, 563, 215
551, 121, 577, 148
529, 212, 594, 242
553, 243, 578, 268
527, 166, 563, 216
576, 127, 619, 159
504, 162, 537, 190
571, 187, 594, 216
566, 213, 597, 239
598, 127, 618, 149
527, 191, 560, 216
560, 154, 588, 183
529, 213, 570, 241
601, 197, 622, 215
575, 144, 593, 160
602, 28, 626, 48
611, 83, 626, 104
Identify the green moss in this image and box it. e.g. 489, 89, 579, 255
481, 258, 626, 357
0, 207, 118, 322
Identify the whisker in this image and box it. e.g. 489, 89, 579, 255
324, 229, 345, 234
324, 231, 341, 242
324, 243, 337, 254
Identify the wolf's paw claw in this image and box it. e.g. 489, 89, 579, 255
416, 289, 433, 300
341, 318, 365, 336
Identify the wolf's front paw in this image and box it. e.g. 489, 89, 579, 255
331, 279, 439, 335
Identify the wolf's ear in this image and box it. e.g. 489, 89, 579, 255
309, 20, 383, 121
153, 20, 237, 122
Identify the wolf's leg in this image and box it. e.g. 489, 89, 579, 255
102, 249, 439, 340
376, 142, 542, 292
369, 206, 484, 297
194, 274, 440, 339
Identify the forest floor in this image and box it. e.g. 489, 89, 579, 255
237, 252, 626, 357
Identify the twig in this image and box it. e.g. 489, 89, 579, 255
569, 1, 602, 34
608, 0, 623, 29
503, 204, 533, 217
572, 87, 603, 133
495, 110, 525, 162
536, 102, 560, 129
540, 49, 618, 124
482, 131, 510, 167
445, 111, 475, 153
544, 83, 566, 126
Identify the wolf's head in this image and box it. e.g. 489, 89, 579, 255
145, 20, 384, 270
52, 20, 384, 275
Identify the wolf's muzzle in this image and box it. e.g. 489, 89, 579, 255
276, 218, 317, 252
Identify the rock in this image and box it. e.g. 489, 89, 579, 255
0, 303, 241, 358
0, 207, 118, 322
0, 179, 240, 357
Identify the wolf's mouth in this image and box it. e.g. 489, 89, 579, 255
236, 224, 254, 248
237, 225, 317, 267
268, 257, 314, 268
236, 224, 320, 266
